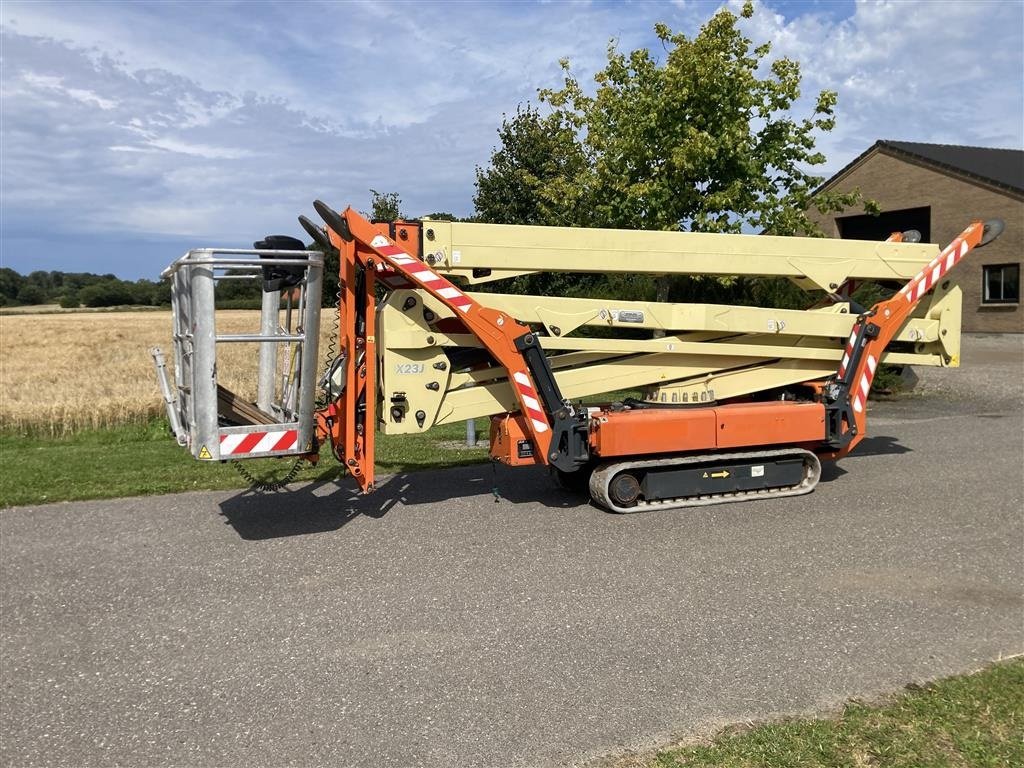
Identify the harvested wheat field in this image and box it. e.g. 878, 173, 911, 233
0, 311, 334, 435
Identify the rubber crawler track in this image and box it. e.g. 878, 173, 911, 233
589, 448, 822, 513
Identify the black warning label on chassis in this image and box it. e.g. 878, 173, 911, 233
642, 458, 805, 498
517, 440, 535, 459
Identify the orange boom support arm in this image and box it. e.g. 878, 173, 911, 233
306, 202, 573, 492
824, 219, 1004, 457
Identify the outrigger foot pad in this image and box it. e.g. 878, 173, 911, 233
980, 219, 1005, 247
298, 215, 333, 250
313, 200, 353, 242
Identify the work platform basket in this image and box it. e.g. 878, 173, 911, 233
153, 246, 324, 462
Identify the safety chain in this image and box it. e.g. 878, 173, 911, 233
231, 457, 306, 492
315, 281, 343, 408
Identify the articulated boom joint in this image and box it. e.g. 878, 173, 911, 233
513, 332, 591, 471
824, 218, 1003, 457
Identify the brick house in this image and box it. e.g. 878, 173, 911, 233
808, 140, 1023, 333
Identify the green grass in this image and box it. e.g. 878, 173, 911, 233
645, 659, 1024, 768
0, 419, 489, 507
1, 390, 641, 507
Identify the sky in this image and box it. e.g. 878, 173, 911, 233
2, 0, 1022, 280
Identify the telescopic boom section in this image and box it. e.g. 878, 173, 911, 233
829, 219, 1001, 456
314, 203, 560, 490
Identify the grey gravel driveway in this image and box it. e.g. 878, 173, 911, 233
2, 335, 1022, 767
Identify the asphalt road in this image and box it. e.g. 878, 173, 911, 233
3, 335, 1022, 768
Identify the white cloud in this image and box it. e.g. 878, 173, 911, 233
734, 0, 1024, 169
15, 70, 117, 109
143, 138, 253, 160
0, 0, 658, 249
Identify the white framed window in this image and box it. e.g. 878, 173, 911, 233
982, 264, 1020, 304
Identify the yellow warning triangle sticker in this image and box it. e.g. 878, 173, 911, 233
198, 445, 212, 460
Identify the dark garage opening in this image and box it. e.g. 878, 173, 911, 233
837, 206, 931, 243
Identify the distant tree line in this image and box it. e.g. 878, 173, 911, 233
0, 192, 463, 311
0, 267, 172, 309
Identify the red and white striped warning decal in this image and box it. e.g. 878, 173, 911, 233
369, 235, 474, 313
220, 429, 298, 456
512, 371, 549, 433
898, 235, 970, 304
837, 329, 858, 378
851, 353, 877, 414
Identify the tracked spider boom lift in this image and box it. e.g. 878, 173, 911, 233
154, 201, 1003, 512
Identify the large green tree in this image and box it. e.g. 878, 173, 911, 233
476, 1, 866, 239
473, 104, 586, 226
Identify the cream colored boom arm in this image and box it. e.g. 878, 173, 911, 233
420, 220, 941, 291
377, 276, 961, 434
375, 218, 957, 435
